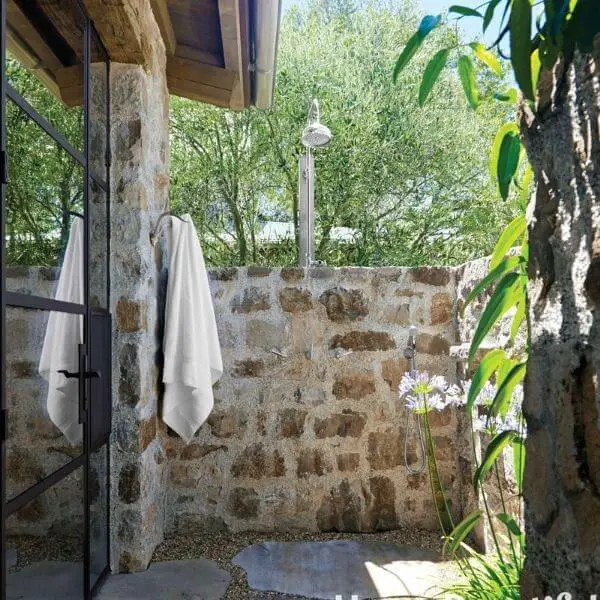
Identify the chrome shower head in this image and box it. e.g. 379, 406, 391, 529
301, 99, 332, 148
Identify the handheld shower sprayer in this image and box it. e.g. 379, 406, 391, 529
403, 325, 427, 475
403, 326, 418, 371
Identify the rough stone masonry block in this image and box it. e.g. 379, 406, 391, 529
416, 333, 450, 355
410, 267, 451, 287
316, 479, 363, 532
279, 287, 313, 313
430, 292, 453, 325
319, 287, 369, 322
231, 287, 270, 313
367, 429, 416, 470
118, 463, 141, 504
332, 371, 376, 400
231, 443, 285, 479
207, 410, 248, 438
314, 410, 367, 439
277, 408, 307, 438
296, 448, 331, 478
116, 297, 147, 332
233, 359, 265, 378
229, 487, 260, 518
330, 331, 396, 352
381, 357, 410, 391
337, 453, 360, 472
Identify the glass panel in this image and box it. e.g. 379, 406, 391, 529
5, 100, 84, 299
5, 307, 83, 501
89, 180, 108, 309
89, 444, 109, 590
5, 0, 85, 150
5, 467, 84, 600
89, 30, 108, 183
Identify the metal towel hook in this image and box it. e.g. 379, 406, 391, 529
150, 212, 187, 246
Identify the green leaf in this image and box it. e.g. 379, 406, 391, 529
419, 49, 450, 106
490, 123, 519, 183
512, 437, 526, 493
510, 0, 534, 101
393, 32, 423, 83
466, 349, 506, 411
498, 132, 522, 200
458, 55, 479, 110
496, 356, 518, 389
531, 47, 542, 92
462, 256, 523, 314
489, 215, 526, 270
494, 88, 518, 103
470, 42, 502, 75
443, 510, 483, 554
489, 361, 526, 419
394, 16, 442, 83
510, 299, 526, 342
449, 5, 483, 17
474, 430, 517, 489
483, 0, 502, 31
468, 273, 522, 366
497, 512, 523, 536
419, 14, 442, 36
519, 163, 534, 211
564, 0, 600, 55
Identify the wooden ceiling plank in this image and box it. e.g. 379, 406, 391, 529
217, 0, 239, 72
217, 0, 250, 109
175, 44, 223, 68
150, 0, 177, 55
167, 74, 232, 108
167, 55, 236, 90
7, 1, 63, 70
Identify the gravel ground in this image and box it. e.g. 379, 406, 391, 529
153, 528, 444, 600
7, 535, 83, 572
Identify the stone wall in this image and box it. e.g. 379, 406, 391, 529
108, 2, 171, 573
162, 266, 467, 534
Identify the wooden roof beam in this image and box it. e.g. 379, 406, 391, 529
217, 0, 250, 110
81, 0, 160, 67
149, 0, 177, 55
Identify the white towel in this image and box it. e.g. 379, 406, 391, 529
39, 218, 84, 445
162, 214, 223, 443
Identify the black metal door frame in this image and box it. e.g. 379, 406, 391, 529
0, 1, 112, 598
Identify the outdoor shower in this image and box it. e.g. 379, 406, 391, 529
298, 99, 332, 268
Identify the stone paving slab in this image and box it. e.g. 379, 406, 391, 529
97, 559, 231, 600
6, 559, 231, 600
233, 540, 459, 599
7, 561, 83, 600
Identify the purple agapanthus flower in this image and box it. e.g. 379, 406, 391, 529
399, 370, 454, 414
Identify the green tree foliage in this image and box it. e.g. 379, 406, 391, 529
5, 54, 83, 267
170, 0, 515, 267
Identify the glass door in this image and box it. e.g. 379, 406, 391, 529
0, 1, 111, 598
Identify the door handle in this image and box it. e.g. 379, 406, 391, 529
58, 370, 101, 379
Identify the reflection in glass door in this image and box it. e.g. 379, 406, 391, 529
0, 1, 111, 599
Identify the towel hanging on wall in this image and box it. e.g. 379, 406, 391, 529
162, 214, 223, 443
39, 217, 84, 445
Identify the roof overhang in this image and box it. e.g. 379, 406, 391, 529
6, 0, 282, 110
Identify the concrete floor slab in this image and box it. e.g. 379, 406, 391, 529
233, 540, 460, 599
97, 559, 231, 600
